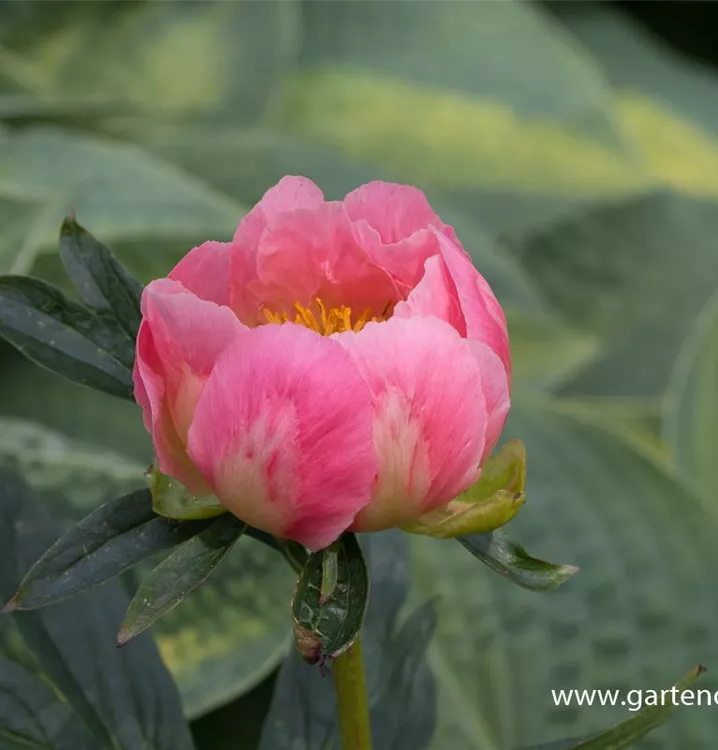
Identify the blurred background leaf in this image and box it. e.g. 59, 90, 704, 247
2, 1, 718, 748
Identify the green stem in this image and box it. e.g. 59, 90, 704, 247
332, 634, 373, 750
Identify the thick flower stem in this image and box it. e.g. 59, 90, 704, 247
332, 634, 373, 750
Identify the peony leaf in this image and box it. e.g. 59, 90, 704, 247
261, 532, 437, 750
0, 470, 193, 750
458, 529, 578, 591
291, 533, 369, 664
6, 488, 214, 611
117, 514, 246, 646
0, 275, 135, 398
59, 217, 143, 339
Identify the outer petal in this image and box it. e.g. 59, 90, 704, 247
337, 316, 489, 533
434, 229, 511, 377
169, 240, 232, 307
250, 202, 399, 317
134, 279, 245, 493
187, 324, 377, 550
470, 341, 511, 462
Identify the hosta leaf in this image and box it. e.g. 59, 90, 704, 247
458, 530, 578, 591
523, 193, 718, 400
0, 470, 193, 749
118, 514, 246, 646
410, 398, 718, 750
290, 1, 633, 198
0, 127, 242, 268
0, 416, 143, 512
290, 533, 369, 663
0, 275, 135, 398
664, 290, 718, 502
0, 1, 299, 127
58, 217, 143, 338
8, 488, 214, 611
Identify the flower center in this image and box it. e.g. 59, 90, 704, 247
263, 297, 390, 336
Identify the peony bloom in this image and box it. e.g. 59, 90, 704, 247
134, 177, 510, 550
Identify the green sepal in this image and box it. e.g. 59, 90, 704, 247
148, 464, 226, 520
403, 440, 526, 538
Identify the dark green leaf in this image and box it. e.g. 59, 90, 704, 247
0, 470, 193, 749
59, 217, 143, 338
290, 533, 369, 664
0, 275, 134, 398
458, 529, 578, 591
118, 514, 246, 645
260, 532, 437, 750
8, 488, 214, 611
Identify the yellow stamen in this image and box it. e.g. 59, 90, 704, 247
262, 297, 392, 335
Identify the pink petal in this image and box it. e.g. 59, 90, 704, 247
344, 182, 459, 295
188, 323, 377, 550
343, 181, 455, 245
229, 176, 325, 325
232, 175, 324, 251
337, 316, 489, 532
169, 240, 232, 307
250, 202, 399, 317
393, 254, 464, 330
470, 341, 511, 462
134, 279, 245, 493
434, 229, 511, 378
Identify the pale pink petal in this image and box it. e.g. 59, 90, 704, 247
434, 229, 511, 377
250, 202, 399, 318
188, 323, 377, 550
337, 316, 489, 533
135, 279, 245, 493
169, 240, 232, 307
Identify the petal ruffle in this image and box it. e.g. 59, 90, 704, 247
344, 181, 459, 295
250, 202, 399, 318
188, 323, 378, 550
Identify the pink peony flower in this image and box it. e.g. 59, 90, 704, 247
134, 177, 511, 550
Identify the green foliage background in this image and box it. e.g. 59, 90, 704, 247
1, 1, 718, 748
